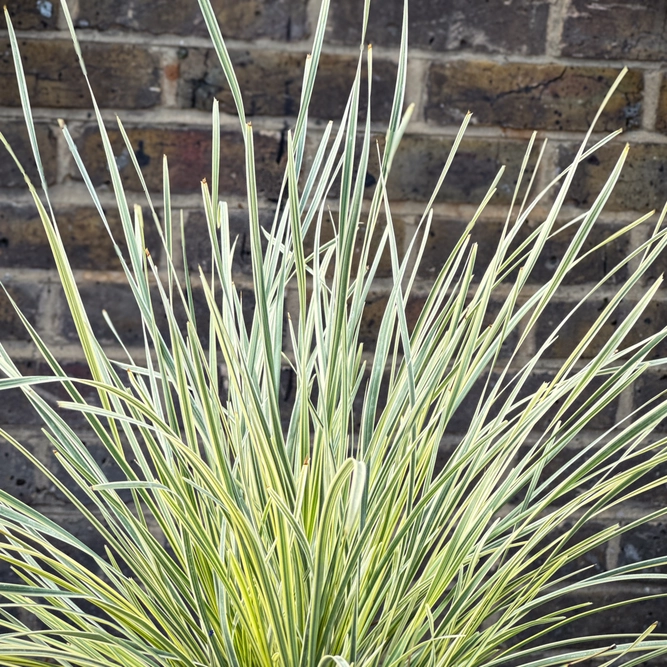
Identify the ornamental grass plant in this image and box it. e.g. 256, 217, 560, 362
1, 0, 667, 665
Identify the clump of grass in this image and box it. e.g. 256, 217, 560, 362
0, 0, 666, 666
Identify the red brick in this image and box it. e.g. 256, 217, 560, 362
562, 0, 667, 60
559, 142, 667, 213
177, 49, 397, 121
73, 0, 308, 40
75, 125, 284, 196
0, 40, 161, 109
0, 120, 58, 188
0, 205, 161, 270
328, 0, 549, 55
4, 0, 58, 30
426, 62, 642, 132
387, 135, 537, 205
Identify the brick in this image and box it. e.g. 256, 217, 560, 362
388, 136, 537, 205
63, 279, 255, 346
0, 205, 161, 271
520, 369, 620, 433
426, 62, 642, 132
185, 209, 275, 276
0, 120, 57, 188
63, 281, 160, 346
633, 371, 667, 433
416, 217, 631, 286
76, 125, 284, 197
73, 0, 308, 40
656, 77, 667, 135
4, 0, 58, 29
0, 40, 161, 109
517, 589, 667, 643
0, 435, 39, 504
559, 142, 667, 213
621, 299, 667, 361
516, 520, 610, 582
562, 0, 667, 60
0, 281, 41, 341
619, 523, 667, 573
328, 0, 549, 55
176, 49, 397, 121
535, 299, 622, 360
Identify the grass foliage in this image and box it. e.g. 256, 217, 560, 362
1, 0, 667, 665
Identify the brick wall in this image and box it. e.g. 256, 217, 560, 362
2, 0, 667, 642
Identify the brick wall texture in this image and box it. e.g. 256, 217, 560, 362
2, 0, 667, 643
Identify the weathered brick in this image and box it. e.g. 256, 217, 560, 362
634, 371, 667, 433
186, 208, 269, 275
5, 0, 58, 29
621, 299, 667, 360
0, 120, 57, 188
76, 125, 284, 196
416, 217, 631, 286
513, 519, 610, 582
0, 205, 161, 270
517, 589, 667, 644
388, 136, 537, 205
63, 279, 255, 346
559, 142, 667, 213
562, 0, 667, 60
619, 523, 667, 572
176, 48, 397, 121
63, 281, 158, 346
74, 0, 308, 40
655, 75, 667, 135
0, 281, 41, 341
426, 62, 642, 132
535, 298, 621, 360
0, 435, 39, 504
0, 40, 161, 109
328, 0, 549, 55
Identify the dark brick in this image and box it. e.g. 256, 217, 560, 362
302, 212, 404, 280
562, 0, 667, 60
388, 136, 537, 205
633, 371, 667, 433
4, 0, 59, 30
0, 205, 161, 271
535, 298, 622, 360
73, 0, 308, 40
0, 40, 161, 109
520, 369, 620, 433
0, 436, 38, 504
619, 523, 667, 573
0, 120, 57, 188
328, 0, 549, 56
559, 142, 667, 213
76, 125, 284, 196
177, 48, 397, 121
63, 279, 255, 347
426, 62, 642, 132
513, 588, 667, 649
0, 281, 40, 341
621, 299, 667, 361
63, 281, 158, 346
185, 208, 275, 276
656, 76, 667, 135
416, 217, 631, 286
